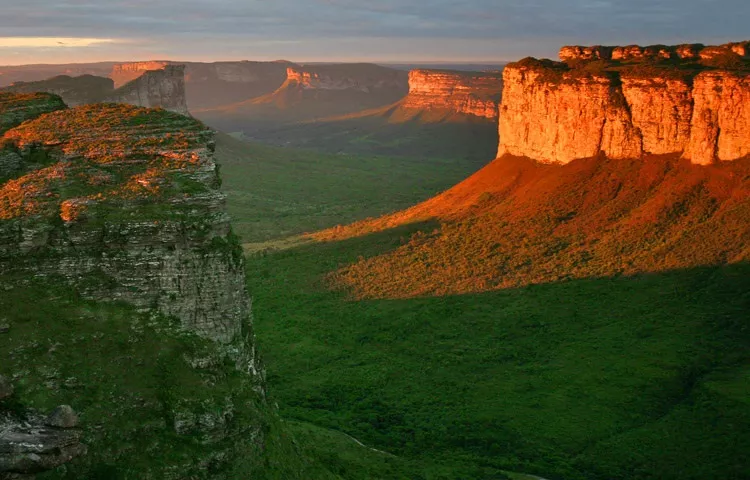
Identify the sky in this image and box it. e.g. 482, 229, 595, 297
0, 0, 748, 65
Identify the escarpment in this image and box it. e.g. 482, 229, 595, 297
0, 93, 285, 477
2, 66, 189, 114
399, 69, 503, 120
284, 63, 408, 92
0, 99, 246, 344
499, 42, 750, 164
113, 60, 292, 109
108, 64, 188, 114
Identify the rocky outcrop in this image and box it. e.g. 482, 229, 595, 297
684, 72, 750, 164
0, 99, 248, 343
107, 65, 188, 114
399, 69, 503, 120
559, 41, 750, 62
498, 54, 750, 165
1, 376, 86, 480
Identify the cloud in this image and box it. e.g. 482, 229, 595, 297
0, 1, 747, 61
0, 37, 116, 48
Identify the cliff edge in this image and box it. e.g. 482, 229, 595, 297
498, 42, 750, 164
399, 69, 503, 121
0, 94, 294, 477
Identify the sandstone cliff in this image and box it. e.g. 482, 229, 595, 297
107, 64, 188, 114
0, 94, 280, 477
399, 69, 503, 120
0, 100, 244, 342
498, 45, 750, 165
110, 61, 171, 88
559, 41, 750, 62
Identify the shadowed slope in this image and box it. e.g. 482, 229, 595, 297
312, 154, 750, 298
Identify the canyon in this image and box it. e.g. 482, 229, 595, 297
498, 42, 750, 164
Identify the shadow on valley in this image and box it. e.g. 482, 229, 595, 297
246, 223, 750, 480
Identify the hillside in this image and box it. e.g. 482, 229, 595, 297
235, 42, 750, 480
214, 132, 483, 243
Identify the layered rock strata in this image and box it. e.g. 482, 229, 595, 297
1, 376, 86, 480
400, 69, 503, 120
108, 64, 188, 114
498, 56, 750, 164
0, 98, 247, 343
559, 41, 750, 62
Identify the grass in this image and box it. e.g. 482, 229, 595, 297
215, 132, 484, 243
245, 227, 750, 479
0, 274, 320, 479
215, 138, 749, 478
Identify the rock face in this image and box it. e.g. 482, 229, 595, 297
112, 61, 292, 109
284, 63, 408, 92
107, 65, 188, 114
400, 69, 503, 120
0, 99, 248, 343
498, 51, 750, 165
1, 377, 86, 480
559, 41, 750, 62
1, 67, 189, 115
111, 61, 171, 88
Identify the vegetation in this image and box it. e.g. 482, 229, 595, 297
214, 133, 485, 243
223, 145, 750, 478
245, 223, 750, 480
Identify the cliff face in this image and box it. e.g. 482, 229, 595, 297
1, 67, 189, 115
0, 94, 276, 476
113, 61, 291, 109
110, 61, 170, 88
400, 69, 503, 120
0, 100, 248, 343
559, 41, 750, 62
284, 64, 408, 93
498, 46, 750, 164
107, 65, 189, 114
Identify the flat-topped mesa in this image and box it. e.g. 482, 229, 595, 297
284, 63, 408, 92
111, 61, 171, 88
0, 99, 250, 344
401, 69, 503, 120
107, 64, 188, 114
559, 40, 750, 62
498, 49, 750, 165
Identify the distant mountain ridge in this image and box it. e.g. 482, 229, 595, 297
1, 65, 189, 114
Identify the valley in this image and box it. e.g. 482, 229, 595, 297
0, 34, 748, 480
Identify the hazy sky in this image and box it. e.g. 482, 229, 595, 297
0, 0, 747, 64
